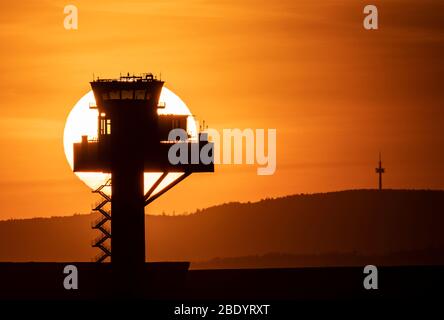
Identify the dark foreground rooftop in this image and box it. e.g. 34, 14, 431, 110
0, 263, 443, 301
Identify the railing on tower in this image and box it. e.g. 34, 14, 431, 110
91, 178, 112, 262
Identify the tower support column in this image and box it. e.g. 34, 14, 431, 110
111, 166, 145, 268
109, 104, 147, 293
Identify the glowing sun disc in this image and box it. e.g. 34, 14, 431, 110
63, 87, 197, 196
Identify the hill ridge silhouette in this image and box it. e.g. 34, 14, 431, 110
0, 189, 443, 268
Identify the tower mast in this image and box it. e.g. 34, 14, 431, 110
375, 152, 385, 190
72, 73, 214, 293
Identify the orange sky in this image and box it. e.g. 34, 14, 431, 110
0, 0, 443, 219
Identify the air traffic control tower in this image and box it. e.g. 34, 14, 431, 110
72, 73, 213, 285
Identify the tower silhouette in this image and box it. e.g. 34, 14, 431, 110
375, 153, 385, 191
72, 73, 214, 291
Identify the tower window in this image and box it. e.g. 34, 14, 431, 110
106, 119, 111, 134
109, 90, 120, 99
135, 90, 145, 100
121, 90, 134, 99
100, 119, 106, 135
100, 118, 111, 135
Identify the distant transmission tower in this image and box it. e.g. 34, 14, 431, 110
375, 152, 385, 190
